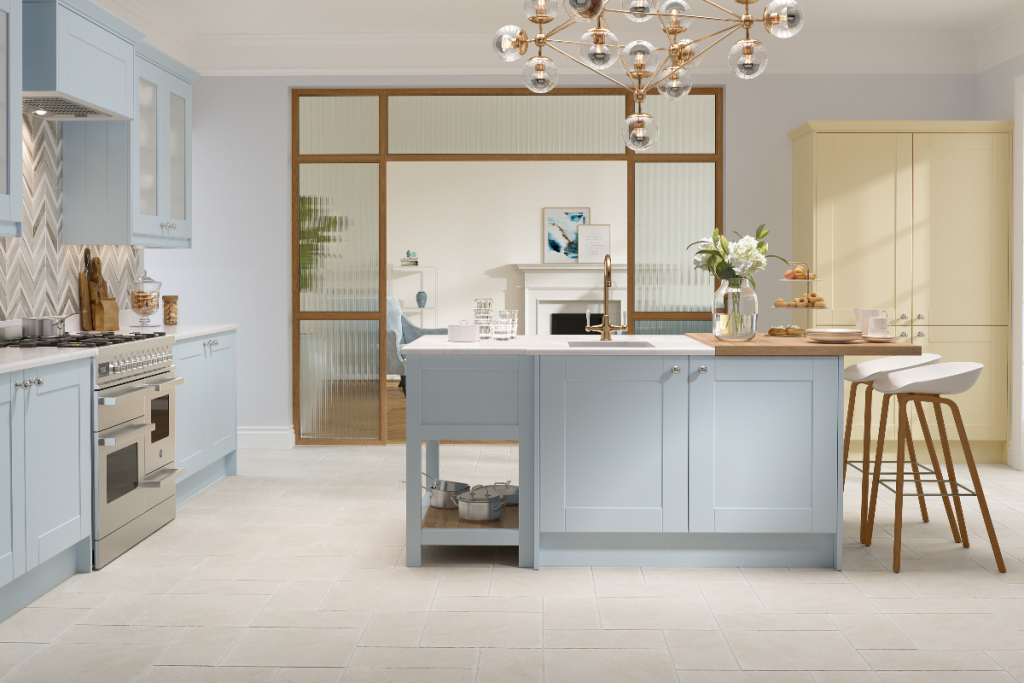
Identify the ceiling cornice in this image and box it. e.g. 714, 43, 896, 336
973, 3, 1024, 73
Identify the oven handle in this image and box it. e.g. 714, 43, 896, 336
98, 422, 155, 446
141, 467, 185, 488
97, 384, 155, 406
148, 376, 185, 392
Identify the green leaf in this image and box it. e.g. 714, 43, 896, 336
747, 278, 757, 290
756, 224, 767, 239
767, 254, 789, 264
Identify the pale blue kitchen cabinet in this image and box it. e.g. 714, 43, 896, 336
0, 0, 22, 236
22, 360, 92, 570
174, 332, 237, 502
62, 43, 198, 248
688, 357, 841, 534
0, 358, 91, 620
539, 356, 689, 534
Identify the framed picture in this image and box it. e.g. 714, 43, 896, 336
543, 207, 589, 264
578, 224, 611, 264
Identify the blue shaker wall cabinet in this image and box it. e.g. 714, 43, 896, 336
0, 359, 92, 621
0, 0, 22, 236
62, 43, 198, 248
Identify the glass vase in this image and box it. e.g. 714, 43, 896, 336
713, 278, 758, 341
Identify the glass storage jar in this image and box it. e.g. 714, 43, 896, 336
162, 295, 178, 326
130, 270, 162, 327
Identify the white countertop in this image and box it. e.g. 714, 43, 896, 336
0, 347, 98, 375
402, 335, 715, 356
64, 312, 240, 341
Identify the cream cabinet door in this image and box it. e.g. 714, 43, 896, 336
913, 134, 1011, 326
911, 326, 1008, 444
815, 133, 914, 327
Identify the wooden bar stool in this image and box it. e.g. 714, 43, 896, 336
865, 362, 1005, 573
843, 354, 940, 543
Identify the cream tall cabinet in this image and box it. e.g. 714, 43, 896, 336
789, 121, 1013, 460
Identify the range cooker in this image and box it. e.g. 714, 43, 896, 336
3, 332, 186, 568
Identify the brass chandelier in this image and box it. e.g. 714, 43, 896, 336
493, 0, 804, 150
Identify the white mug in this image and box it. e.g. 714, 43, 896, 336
867, 316, 890, 338
853, 308, 883, 333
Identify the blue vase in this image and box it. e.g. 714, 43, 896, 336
416, 291, 428, 308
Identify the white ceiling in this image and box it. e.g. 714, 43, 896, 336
94, 0, 1024, 77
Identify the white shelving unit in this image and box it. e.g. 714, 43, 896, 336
388, 265, 439, 328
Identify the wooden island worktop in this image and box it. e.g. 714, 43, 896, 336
687, 333, 923, 357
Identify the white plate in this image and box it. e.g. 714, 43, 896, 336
806, 329, 863, 344
863, 335, 897, 343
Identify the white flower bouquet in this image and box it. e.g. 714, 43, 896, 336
688, 224, 787, 288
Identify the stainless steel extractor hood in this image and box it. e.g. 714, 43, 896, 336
22, 0, 145, 121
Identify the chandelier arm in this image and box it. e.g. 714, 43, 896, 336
546, 39, 583, 45
546, 43, 633, 92
612, 45, 641, 91
603, 8, 741, 23
698, 0, 743, 20
681, 20, 744, 46
686, 24, 744, 63
544, 17, 578, 40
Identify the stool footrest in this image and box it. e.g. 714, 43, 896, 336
876, 479, 977, 498
848, 461, 936, 476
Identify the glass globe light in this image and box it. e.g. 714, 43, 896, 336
764, 0, 804, 39
671, 38, 701, 70
729, 39, 767, 79
524, 0, 559, 22
562, 0, 606, 22
622, 113, 659, 151
658, 67, 692, 100
660, 0, 693, 34
523, 56, 559, 93
623, 40, 659, 78
493, 25, 528, 62
579, 27, 619, 70
621, 0, 655, 22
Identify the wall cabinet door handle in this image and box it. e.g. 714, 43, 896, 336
698, 365, 708, 375
33, 378, 43, 387
671, 365, 680, 374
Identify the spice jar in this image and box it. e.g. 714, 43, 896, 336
162, 295, 178, 326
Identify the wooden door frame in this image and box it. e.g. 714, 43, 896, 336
291, 87, 724, 445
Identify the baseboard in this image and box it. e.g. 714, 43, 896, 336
238, 426, 295, 450
177, 451, 236, 505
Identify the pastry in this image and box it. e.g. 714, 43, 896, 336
768, 326, 788, 336
786, 325, 806, 337
775, 298, 786, 307
815, 301, 826, 308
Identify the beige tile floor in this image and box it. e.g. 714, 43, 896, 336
5, 444, 1024, 682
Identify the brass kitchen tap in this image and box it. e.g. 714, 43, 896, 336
586, 255, 628, 341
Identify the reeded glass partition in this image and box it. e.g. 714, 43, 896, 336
298, 164, 380, 312
634, 163, 716, 312
638, 95, 716, 155
299, 320, 380, 440
634, 320, 713, 335
388, 95, 625, 154
299, 96, 379, 155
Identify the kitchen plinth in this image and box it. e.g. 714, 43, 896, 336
404, 334, 922, 570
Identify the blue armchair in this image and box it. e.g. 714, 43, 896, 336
386, 296, 446, 393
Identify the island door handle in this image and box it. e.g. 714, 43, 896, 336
671, 365, 680, 374
698, 365, 708, 375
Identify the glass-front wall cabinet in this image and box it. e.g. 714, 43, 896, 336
0, 0, 21, 236
133, 54, 192, 243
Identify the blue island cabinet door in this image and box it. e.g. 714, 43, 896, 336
689, 357, 840, 534
0, 373, 22, 585
539, 356, 689, 534
174, 338, 205, 476
22, 360, 91, 570
201, 333, 236, 461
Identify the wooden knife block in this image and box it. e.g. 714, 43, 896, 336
92, 299, 120, 331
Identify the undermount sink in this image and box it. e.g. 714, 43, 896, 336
567, 341, 655, 349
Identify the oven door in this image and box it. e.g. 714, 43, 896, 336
141, 374, 184, 475
96, 421, 154, 540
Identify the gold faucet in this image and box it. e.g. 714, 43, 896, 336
586, 255, 628, 341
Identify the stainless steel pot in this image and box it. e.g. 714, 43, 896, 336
479, 480, 519, 505
422, 472, 469, 510
453, 488, 508, 522
23, 315, 71, 339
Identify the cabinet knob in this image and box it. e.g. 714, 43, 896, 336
671, 365, 680, 374
698, 365, 708, 375
917, 331, 926, 338
901, 332, 909, 338
13, 382, 19, 391
33, 378, 43, 387
917, 314, 925, 320
900, 314, 909, 320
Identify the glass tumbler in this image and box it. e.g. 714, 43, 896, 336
494, 311, 515, 341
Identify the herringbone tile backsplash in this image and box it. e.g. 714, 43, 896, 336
0, 115, 140, 321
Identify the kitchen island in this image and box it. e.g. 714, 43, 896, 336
404, 334, 921, 570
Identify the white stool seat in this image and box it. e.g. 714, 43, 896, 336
844, 354, 941, 383
873, 362, 983, 396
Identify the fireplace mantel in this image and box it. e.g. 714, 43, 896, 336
515, 264, 627, 336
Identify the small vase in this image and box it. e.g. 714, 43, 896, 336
416, 291, 428, 308
713, 278, 758, 340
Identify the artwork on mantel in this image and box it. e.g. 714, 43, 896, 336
543, 207, 589, 264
